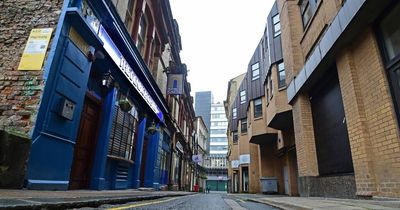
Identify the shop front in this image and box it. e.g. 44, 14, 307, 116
25, 0, 168, 190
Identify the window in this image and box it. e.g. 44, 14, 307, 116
211, 137, 227, 142
240, 118, 247, 133
378, 3, 400, 124
240, 90, 246, 104
266, 73, 273, 103
232, 132, 238, 144
233, 107, 237, 119
137, 16, 147, 55
210, 129, 226, 134
277, 61, 286, 88
124, 0, 135, 30
108, 98, 138, 161
380, 3, 400, 61
272, 14, 281, 37
251, 62, 260, 80
300, 0, 317, 28
253, 98, 263, 118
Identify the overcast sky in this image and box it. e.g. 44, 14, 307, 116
169, 0, 274, 103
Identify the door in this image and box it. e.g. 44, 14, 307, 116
69, 94, 101, 189
283, 166, 289, 195
242, 167, 249, 192
310, 68, 353, 175
233, 172, 238, 193
140, 137, 149, 187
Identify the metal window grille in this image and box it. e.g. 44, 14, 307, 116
108, 106, 138, 161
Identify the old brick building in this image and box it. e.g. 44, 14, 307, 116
0, 0, 195, 191
226, 0, 400, 199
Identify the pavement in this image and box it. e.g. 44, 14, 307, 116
232, 193, 400, 210
0, 189, 194, 209
1, 189, 400, 210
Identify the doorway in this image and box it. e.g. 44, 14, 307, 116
69, 94, 101, 189
310, 68, 353, 175
283, 166, 289, 195
233, 171, 239, 193
242, 167, 249, 192
140, 136, 148, 187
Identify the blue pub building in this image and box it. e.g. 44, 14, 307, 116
26, 0, 171, 190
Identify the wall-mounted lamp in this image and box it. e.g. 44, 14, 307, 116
88, 47, 105, 62
102, 70, 114, 88
147, 120, 159, 135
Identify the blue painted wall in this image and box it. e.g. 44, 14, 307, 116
27, 36, 93, 189
132, 117, 147, 188
143, 125, 161, 188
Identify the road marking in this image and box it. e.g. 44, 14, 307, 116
238, 199, 246, 203
108, 194, 197, 210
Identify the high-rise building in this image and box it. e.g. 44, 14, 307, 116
206, 102, 228, 191
194, 91, 212, 132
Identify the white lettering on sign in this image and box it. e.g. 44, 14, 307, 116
98, 25, 163, 121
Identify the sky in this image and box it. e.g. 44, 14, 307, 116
169, 0, 274, 103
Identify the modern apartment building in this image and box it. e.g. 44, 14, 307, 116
226, 0, 400, 199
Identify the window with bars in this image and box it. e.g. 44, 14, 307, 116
108, 105, 138, 162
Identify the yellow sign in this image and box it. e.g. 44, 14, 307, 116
18, 28, 53, 70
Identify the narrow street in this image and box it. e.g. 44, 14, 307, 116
78, 193, 278, 210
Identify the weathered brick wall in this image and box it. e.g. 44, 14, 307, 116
337, 28, 400, 198
0, 0, 63, 136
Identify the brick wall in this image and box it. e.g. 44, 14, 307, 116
278, 0, 305, 82
337, 28, 400, 198
292, 94, 318, 177
0, 0, 63, 136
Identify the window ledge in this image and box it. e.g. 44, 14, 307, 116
278, 86, 287, 91
107, 155, 134, 165
254, 117, 263, 121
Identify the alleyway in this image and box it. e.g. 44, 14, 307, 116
78, 193, 277, 210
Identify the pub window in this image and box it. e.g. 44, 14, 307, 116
272, 14, 281, 37
137, 16, 147, 56
240, 90, 246, 104
108, 94, 138, 161
233, 107, 237, 119
251, 62, 260, 80
240, 118, 247, 134
253, 98, 263, 118
232, 132, 238, 144
124, 0, 135, 30
277, 61, 286, 88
